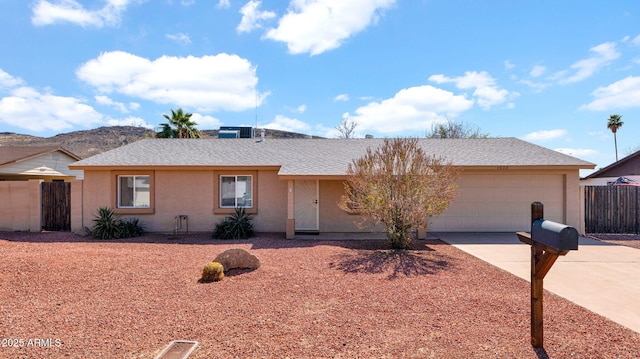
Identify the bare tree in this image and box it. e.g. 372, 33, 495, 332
336, 116, 358, 139
338, 138, 460, 249
426, 119, 489, 139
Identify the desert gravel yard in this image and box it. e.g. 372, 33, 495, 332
1, 232, 639, 359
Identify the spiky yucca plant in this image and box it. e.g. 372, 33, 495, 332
92, 207, 123, 240
91, 207, 145, 240
212, 207, 255, 239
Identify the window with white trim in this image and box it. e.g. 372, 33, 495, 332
117, 175, 150, 208
220, 175, 253, 208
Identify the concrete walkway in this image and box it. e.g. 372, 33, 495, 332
436, 232, 640, 334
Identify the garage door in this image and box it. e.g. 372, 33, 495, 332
430, 174, 565, 232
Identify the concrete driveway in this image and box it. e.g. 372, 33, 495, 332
436, 232, 640, 334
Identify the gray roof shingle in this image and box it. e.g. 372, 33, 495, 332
70, 138, 595, 176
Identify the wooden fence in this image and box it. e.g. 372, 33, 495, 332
584, 186, 640, 234
41, 182, 71, 231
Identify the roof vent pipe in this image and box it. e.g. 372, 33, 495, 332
261, 128, 265, 142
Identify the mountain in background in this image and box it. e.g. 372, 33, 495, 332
0, 126, 323, 159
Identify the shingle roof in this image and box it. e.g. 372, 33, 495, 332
582, 149, 640, 179
70, 138, 595, 176
0, 146, 81, 167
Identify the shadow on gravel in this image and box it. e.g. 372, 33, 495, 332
534, 347, 550, 359
329, 246, 455, 279
0, 232, 455, 253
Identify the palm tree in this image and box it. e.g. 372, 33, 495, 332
156, 123, 177, 138
157, 108, 202, 139
607, 114, 623, 161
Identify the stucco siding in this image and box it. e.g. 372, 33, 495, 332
80, 169, 288, 233
0, 180, 41, 231
149, 170, 214, 232
254, 171, 288, 232
318, 180, 385, 233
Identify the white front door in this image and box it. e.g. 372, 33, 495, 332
294, 180, 319, 231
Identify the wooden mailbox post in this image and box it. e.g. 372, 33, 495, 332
516, 202, 579, 348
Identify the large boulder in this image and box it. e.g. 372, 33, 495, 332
213, 248, 260, 271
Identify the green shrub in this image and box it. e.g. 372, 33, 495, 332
212, 207, 254, 239
121, 218, 146, 238
91, 207, 145, 240
200, 261, 224, 282
92, 207, 123, 239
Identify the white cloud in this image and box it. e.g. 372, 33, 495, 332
264, 0, 395, 55
587, 130, 610, 140
95, 95, 129, 113
31, 0, 131, 28
522, 129, 568, 141
580, 76, 640, 111
106, 115, 152, 128
181, 0, 195, 6
0, 86, 104, 132
429, 71, 510, 109
504, 60, 515, 70
190, 113, 223, 129
519, 79, 549, 93
347, 85, 473, 133
237, 0, 276, 33
166, 32, 191, 45
260, 115, 310, 132
295, 104, 306, 113
76, 51, 268, 112
334, 94, 349, 102
0, 69, 24, 89
554, 148, 599, 157
556, 42, 620, 84
633, 34, 640, 46
217, 0, 230, 8
530, 65, 546, 78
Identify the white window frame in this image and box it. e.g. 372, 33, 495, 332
117, 175, 151, 208
219, 175, 253, 208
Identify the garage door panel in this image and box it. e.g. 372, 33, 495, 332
493, 203, 528, 217
432, 174, 565, 232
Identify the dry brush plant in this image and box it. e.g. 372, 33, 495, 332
339, 138, 460, 249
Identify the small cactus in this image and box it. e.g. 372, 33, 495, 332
201, 261, 224, 282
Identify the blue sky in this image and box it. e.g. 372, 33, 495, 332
0, 1, 639, 173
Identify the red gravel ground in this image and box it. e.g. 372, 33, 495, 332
1, 231, 639, 359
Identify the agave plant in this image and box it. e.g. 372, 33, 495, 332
91, 207, 123, 240
212, 207, 255, 239
91, 207, 145, 239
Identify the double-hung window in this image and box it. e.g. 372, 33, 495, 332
117, 175, 150, 208
220, 175, 253, 208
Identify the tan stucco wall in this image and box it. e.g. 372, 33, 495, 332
318, 180, 384, 233
0, 179, 42, 231
77, 167, 584, 234
79, 169, 288, 233
70, 180, 84, 232
316, 169, 584, 234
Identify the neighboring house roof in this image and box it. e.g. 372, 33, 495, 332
582, 149, 640, 179
0, 146, 81, 167
70, 138, 595, 176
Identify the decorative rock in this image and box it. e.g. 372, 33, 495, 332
74, 226, 92, 237
213, 248, 260, 271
